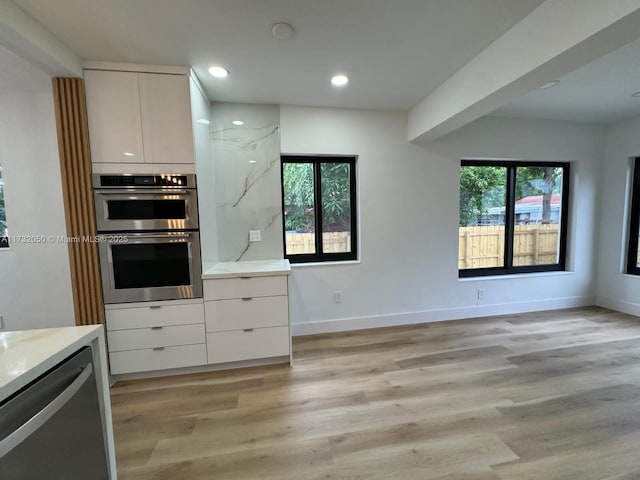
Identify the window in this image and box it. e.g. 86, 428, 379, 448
626, 158, 640, 275
281, 155, 357, 263
459, 160, 569, 277
0, 165, 7, 248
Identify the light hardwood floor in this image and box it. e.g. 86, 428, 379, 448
111, 307, 640, 479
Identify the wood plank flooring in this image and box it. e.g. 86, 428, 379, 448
111, 307, 640, 479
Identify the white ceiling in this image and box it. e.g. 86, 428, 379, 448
14, 0, 546, 110
492, 36, 640, 124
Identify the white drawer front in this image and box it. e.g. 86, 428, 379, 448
205, 296, 288, 332
109, 344, 207, 375
107, 323, 205, 352
207, 326, 289, 364
106, 302, 204, 331
203, 276, 287, 301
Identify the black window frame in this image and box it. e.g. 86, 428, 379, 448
459, 159, 570, 277
281, 155, 358, 263
626, 157, 640, 275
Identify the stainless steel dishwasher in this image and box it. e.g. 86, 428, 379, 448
0, 346, 110, 479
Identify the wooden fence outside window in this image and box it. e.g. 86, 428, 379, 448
285, 232, 351, 254
458, 224, 560, 269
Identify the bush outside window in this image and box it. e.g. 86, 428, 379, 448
281, 155, 357, 263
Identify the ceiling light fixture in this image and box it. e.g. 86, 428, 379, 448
208, 65, 229, 78
538, 80, 560, 90
272, 22, 295, 40
232, 120, 245, 126
331, 74, 349, 87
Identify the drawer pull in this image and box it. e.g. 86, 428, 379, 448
152, 347, 165, 351
241, 297, 253, 301
151, 326, 163, 330
149, 305, 162, 310
240, 276, 251, 280
243, 328, 254, 332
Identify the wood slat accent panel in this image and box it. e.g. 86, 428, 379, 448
52, 77, 104, 326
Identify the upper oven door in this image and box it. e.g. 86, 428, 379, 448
93, 189, 198, 232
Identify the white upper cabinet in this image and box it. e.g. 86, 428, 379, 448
84, 70, 144, 163
84, 67, 196, 165
139, 73, 194, 164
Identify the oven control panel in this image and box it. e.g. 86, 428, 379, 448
94, 174, 195, 188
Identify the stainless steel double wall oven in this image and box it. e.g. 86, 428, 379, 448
93, 173, 202, 304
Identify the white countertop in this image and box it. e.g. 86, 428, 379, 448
202, 259, 291, 279
0, 325, 104, 401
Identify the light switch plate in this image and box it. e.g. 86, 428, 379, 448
249, 230, 261, 242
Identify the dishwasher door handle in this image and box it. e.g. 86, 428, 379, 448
0, 363, 93, 458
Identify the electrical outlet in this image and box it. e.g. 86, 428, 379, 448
249, 230, 261, 242
477, 289, 484, 300
333, 291, 343, 303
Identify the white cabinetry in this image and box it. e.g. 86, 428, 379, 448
103, 261, 291, 376
84, 65, 195, 166
84, 70, 143, 164
138, 73, 194, 164
207, 327, 290, 364
203, 260, 291, 365
105, 300, 206, 375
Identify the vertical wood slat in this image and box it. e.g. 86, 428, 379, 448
52, 77, 105, 326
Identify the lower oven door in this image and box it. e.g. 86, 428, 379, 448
99, 231, 202, 304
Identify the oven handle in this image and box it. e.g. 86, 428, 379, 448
126, 233, 192, 239
94, 189, 190, 195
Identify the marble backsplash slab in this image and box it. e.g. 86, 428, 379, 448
211, 103, 283, 261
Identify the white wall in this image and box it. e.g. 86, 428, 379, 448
280, 106, 604, 334
0, 88, 75, 331
596, 114, 640, 315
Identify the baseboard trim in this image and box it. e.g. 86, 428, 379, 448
291, 296, 595, 336
596, 296, 640, 317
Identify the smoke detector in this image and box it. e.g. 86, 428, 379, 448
272, 22, 295, 40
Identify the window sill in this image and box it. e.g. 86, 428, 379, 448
458, 270, 574, 282
290, 259, 361, 268
619, 273, 640, 280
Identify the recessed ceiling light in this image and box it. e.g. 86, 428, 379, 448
196, 119, 210, 125
331, 74, 349, 87
632, 91, 640, 98
123, 152, 135, 156
232, 120, 245, 126
249, 160, 257, 163
208, 65, 229, 78
539, 80, 560, 89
